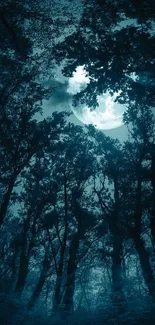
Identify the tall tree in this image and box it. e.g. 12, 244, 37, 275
123, 104, 155, 300
88, 126, 126, 312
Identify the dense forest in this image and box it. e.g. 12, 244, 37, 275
0, 0, 155, 324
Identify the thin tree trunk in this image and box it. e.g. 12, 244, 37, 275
111, 225, 125, 312
15, 248, 29, 295
28, 252, 50, 309
110, 176, 125, 312
52, 222, 68, 311
0, 175, 16, 226
150, 155, 155, 246
15, 216, 31, 295
62, 233, 80, 313
11, 242, 19, 285
133, 232, 155, 299
15, 204, 40, 295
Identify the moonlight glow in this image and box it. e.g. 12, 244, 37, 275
67, 65, 126, 130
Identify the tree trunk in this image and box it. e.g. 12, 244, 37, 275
28, 252, 50, 309
133, 232, 155, 299
110, 176, 125, 312
150, 210, 155, 248
15, 217, 31, 295
11, 242, 19, 285
53, 223, 68, 311
150, 155, 155, 246
0, 175, 16, 226
132, 176, 155, 300
110, 217, 125, 313
62, 233, 80, 313
15, 206, 39, 295
111, 226, 122, 292
15, 248, 29, 295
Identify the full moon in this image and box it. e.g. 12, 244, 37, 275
67, 66, 126, 130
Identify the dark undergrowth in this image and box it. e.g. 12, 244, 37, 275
0, 293, 155, 325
